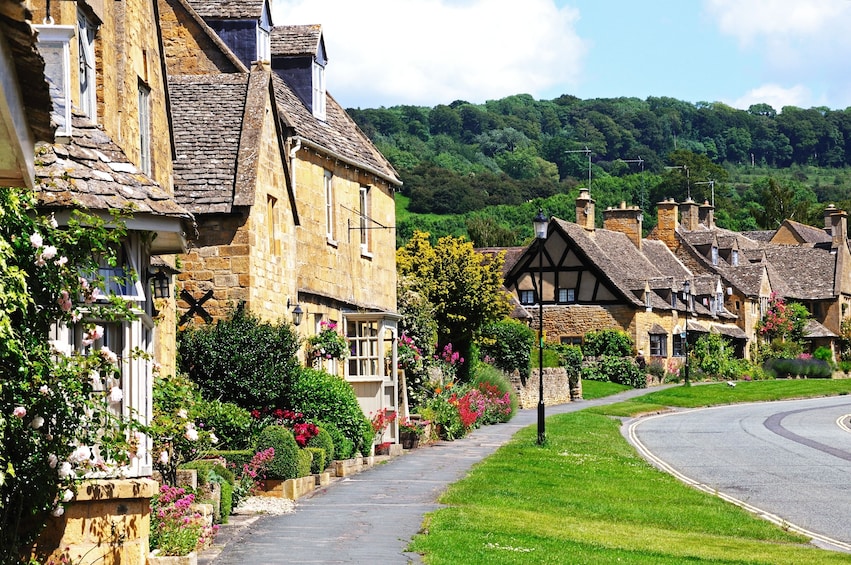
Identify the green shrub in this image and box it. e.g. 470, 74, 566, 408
305, 447, 326, 474
315, 420, 354, 460
813, 346, 834, 364
306, 427, 335, 464
284, 367, 373, 456
477, 319, 535, 380
581, 356, 645, 388
551, 343, 583, 376
219, 480, 233, 524
582, 329, 633, 357
178, 305, 302, 408
255, 426, 299, 480
839, 360, 851, 374
194, 398, 254, 450
421, 391, 466, 440
209, 450, 253, 473
297, 449, 313, 477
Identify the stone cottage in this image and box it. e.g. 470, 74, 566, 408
160, 0, 405, 435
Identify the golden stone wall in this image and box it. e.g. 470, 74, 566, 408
293, 148, 398, 317
157, 0, 244, 74
32, 479, 157, 565
178, 95, 296, 326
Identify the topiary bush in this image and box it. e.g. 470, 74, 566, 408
178, 305, 302, 408
306, 427, 335, 464
315, 420, 354, 460
305, 447, 326, 474
284, 367, 373, 457
255, 426, 299, 480
219, 480, 233, 524
296, 449, 313, 478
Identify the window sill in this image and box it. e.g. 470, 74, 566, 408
326, 237, 338, 248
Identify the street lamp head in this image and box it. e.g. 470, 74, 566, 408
683, 279, 690, 296
533, 208, 547, 240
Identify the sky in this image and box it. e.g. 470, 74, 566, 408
271, 0, 851, 112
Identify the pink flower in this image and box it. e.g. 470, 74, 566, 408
48, 454, 58, 468
57, 290, 72, 312
159, 451, 169, 465
51, 505, 65, 517
13, 406, 26, 419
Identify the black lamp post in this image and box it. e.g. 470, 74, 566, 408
533, 208, 548, 445
288, 298, 304, 326
682, 280, 691, 386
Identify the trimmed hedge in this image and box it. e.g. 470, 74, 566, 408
297, 449, 313, 478
315, 420, 354, 460
305, 447, 326, 474
220, 480, 233, 524
306, 427, 335, 464
256, 426, 299, 480
209, 450, 253, 472
764, 357, 833, 378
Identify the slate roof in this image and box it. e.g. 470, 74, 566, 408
551, 219, 691, 310
185, 0, 265, 19
803, 319, 838, 338
1, 0, 52, 142
34, 114, 193, 223
271, 74, 401, 185
271, 25, 321, 57
169, 73, 252, 214
761, 245, 836, 300
775, 219, 831, 244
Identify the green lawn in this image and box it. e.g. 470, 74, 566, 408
408, 380, 851, 564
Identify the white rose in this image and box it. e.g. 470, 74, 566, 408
209, 433, 219, 444
58, 462, 73, 479
47, 454, 58, 468
177, 409, 188, 419
108, 386, 123, 403
30, 415, 44, 429
29, 232, 43, 248
61, 489, 74, 503
184, 427, 199, 442
51, 505, 65, 517
158, 451, 169, 465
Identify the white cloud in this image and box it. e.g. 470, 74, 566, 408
726, 84, 812, 112
704, 0, 851, 43
271, 0, 587, 108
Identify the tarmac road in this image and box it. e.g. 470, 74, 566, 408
627, 394, 851, 553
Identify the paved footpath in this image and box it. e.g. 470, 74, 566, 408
204, 387, 661, 565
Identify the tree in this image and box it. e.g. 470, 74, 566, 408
749, 177, 817, 229
397, 231, 511, 380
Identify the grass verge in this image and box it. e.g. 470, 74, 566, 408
408, 380, 851, 564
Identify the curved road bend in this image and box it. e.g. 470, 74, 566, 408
627, 395, 851, 553
209, 387, 663, 564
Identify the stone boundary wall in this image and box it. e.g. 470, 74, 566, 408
510, 367, 581, 409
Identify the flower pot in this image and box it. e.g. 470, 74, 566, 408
400, 431, 420, 450
148, 550, 197, 565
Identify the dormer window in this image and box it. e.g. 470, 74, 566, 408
711, 245, 719, 266
257, 26, 270, 62
312, 61, 326, 120
731, 249, 739, 266
35, 24, 76, 137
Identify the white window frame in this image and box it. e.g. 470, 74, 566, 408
359, 185, 372, 256
312, 61, 326, 120
77, 10, 97, 121
324, 170, 336, 244
138, 81, 151, 175
711, 245, 719, 266
731, 249, 739, 266
257, 26, 270, 63
347, 319, 379, 379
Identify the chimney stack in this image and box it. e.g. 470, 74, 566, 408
831, 210, 848, 250
654, 199, 679, 251
679, 198, 699, 231
699, 200, 715, 229
603, 201, 643, 250
575, 188, 595, 231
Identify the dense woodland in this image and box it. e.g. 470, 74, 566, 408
346, 95, 851, 247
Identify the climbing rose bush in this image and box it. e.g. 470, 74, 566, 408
0, 187, 142, 560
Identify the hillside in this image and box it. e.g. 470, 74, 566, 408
346, 95, 851, 247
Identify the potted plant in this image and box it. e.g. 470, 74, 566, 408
398, 418, 427, 449
306, 320, 349, 367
